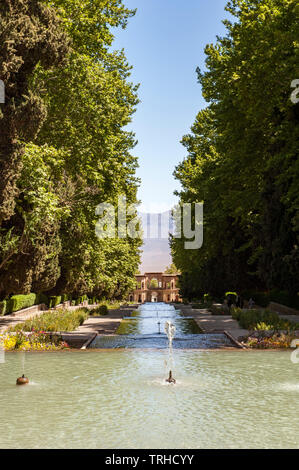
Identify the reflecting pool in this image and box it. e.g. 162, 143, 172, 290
0, 303, 298, 449
91, 302, 233, 349
0, 349, 298, 448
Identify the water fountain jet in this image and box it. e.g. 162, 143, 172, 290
165, 370, 176, 384
164, 320, 176, 383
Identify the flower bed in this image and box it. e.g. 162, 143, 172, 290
1, 308, 89, 351
232, 307, 299, 349
1, 331, 69, 351
244, 332, 296, 349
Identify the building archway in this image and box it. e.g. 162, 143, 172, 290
151, 291, 158, 302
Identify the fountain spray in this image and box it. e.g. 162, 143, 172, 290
164, 320, 176, 384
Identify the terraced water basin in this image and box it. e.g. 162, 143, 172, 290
90, 302, 234, 349
2, 303, 297, 449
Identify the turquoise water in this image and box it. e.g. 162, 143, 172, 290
91, 302, 233, 349
0, 349, 298, 448
0, 303, 298, 449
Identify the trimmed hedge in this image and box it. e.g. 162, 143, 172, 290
10, 293, 37, 313
0, 293, 48, 315
75, 295, 88, 305
0, 301, 7, 316
1, 294, 40, 315
49, 296, 62, 309
0, 290, 103, 315
36, 293, 48, 306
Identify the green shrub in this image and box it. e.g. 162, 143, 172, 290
5, 299, 13, 314
36, 293, 48, 306
0, 301, 6, 316
90, 304, 109, 316
10, 293, 37, 313
76, 295, 88, 305
255, 322, 274, 331
99, 304, 108, 315
231, 307, 242, 321
236, 309, 298, 331
61, 294, 69, 303
49, 296, 62, 308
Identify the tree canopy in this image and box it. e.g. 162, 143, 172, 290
0, 0, 141, 300
171, 0, 299, 300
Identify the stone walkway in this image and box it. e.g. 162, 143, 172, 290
63, 308, 135, 348
179, 305, 299, 347
179, 306, 249, 346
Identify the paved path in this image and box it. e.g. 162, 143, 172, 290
179, 307, 249, 345
180, 306, 299, 346
62, 307, 136, 348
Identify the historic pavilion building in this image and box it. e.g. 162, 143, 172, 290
128, 272, 181, 303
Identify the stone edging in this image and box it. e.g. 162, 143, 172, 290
81, 332, 98, 350
224, 330, 247, 349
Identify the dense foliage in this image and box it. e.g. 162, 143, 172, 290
0, 0, 141, 301
171, 0, 299, 301
231, 308, 299, 331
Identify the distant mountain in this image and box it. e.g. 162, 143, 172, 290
138, 211, 173, 273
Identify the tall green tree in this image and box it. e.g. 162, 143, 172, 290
0, 0, 70, 297
0, 0, 69, 222
36, 0, 141, 297
172, 0, 299, 299
0, 0, 141, 300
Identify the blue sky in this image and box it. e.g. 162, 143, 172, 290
112, 0, 230, 212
